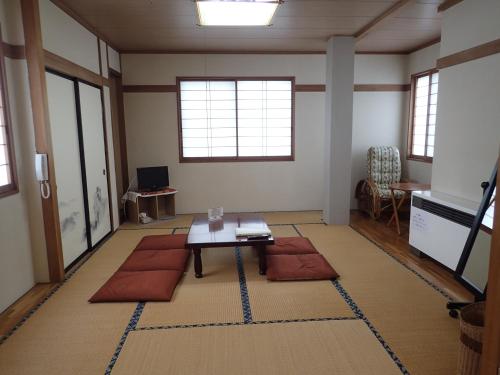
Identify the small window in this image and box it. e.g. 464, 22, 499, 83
0, 39, 17, 197
177, 77, 294, 162
408, 69, 439, 162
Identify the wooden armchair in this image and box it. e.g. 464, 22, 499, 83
355, 146, 405, 219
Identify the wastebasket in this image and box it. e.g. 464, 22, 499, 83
457, 302, 485, 375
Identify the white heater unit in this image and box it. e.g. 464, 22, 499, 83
409, 191, 478, 270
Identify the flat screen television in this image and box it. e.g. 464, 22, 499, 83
137, 166, 169, 192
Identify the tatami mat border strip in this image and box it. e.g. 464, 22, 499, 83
0, 235, 111, 345
349, 225, 453, 301
293, 222, 409, 374
235, 247, 253, 323
135, 316, 359, 331
292, 224, 303, 236
332, 280, 410, 375
105, 302, 145, 375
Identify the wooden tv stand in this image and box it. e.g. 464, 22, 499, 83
126, 188, 177, 224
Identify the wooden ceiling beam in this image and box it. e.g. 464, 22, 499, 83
354, 0, 415, 41
438, 0, 464, 13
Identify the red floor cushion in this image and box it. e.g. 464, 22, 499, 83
135, 234, 188, 251
120, 249, 190, 272
89, 270, 183, 302
265, 237, 318, 255
266, 254, 339, 281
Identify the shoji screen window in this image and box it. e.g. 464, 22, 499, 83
178, 78, 294, 162
179, 80, 236, 159
0, 42, 17, 197
408, 70, 439, 162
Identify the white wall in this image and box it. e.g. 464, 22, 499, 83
39, 0, 100, 74
0, 0, 48, 312
123, 54, 326, 213
350, 54, 409, 208
405, 43, 441, 184
39, 0, 120, 230
440, 0, 500, 56
431, 0, 500, 203
108, 46, 121, 73
122, 53, 409, 213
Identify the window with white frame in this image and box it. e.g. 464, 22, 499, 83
408, 69, 439, 162
178, 78, 294, 162
0, 41, 17, 197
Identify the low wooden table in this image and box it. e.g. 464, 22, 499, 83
387, 182, 431, 235
186, 213, 274, 278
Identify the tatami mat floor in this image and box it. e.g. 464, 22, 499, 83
0, 211, 460, 374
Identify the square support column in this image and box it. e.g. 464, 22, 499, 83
323, 36, 355, 225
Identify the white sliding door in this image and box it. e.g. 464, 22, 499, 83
78, 82, 111, 245
46, 72, 87, 267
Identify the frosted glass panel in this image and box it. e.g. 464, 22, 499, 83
79, 82, 111, 246
46, 73, 87, 267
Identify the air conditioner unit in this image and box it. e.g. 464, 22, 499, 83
409, 191, 478, 270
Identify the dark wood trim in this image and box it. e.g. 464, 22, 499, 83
21, 0, 65, 282
97, 37, 102, 77
120, 49, 417, 56
179, 156, 294, 163
438, 0, 465, 12
354, 84, 410, 92
355, 51, 408, 55
480, 155, 500, 375
2, 42, 26, 60
120, 49, 327, 55
0, 27, 19, 199
406, 37, 441, 55
437, 38, 500, 69
48, 0, 120, 52
354, 0, 413, 40
109, 70, 129, 191
406, 68, 438, 163
296, 84, 325, 92
123, 85, 177, 93
122, 83, 410, 94
44, 50, 104, 87
176, 76, 295, 163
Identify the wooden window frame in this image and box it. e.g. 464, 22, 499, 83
176, 76, 295, 163
407, 68, 438, 164
0, 30, 18, 198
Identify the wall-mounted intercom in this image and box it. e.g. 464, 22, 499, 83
35, 153, 50, 199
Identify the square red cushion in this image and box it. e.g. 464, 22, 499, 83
265, 237, 318, 255
120, 249, 190, 272
89, 270, 182, 302
266, 254, 339, 281
135, 234, 188, 251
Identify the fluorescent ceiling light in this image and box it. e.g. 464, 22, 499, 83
196, 0, 281, 26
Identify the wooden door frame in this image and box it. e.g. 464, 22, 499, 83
109, 69, 129, 211
21, 0, 65, 282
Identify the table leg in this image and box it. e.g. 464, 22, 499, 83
388, 192, 407, 225
193, 248, 203, 278
257, 244, 267, 275
389, 190, 401, 235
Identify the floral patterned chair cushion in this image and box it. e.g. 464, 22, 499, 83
367, 146, 404, 199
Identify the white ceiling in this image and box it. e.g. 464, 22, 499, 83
58, 0, 443, 53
